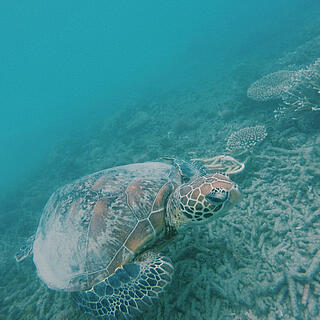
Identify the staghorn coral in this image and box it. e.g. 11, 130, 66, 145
141, 133, 320, 320
282, 58, 320, 113
247, 70, 299, 101
226, 125, 267, 154
249, 59, 320, 120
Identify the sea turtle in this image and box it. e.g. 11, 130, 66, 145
15, 159, 241, 319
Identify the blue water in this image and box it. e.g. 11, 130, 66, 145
0, 0, 317, 193
1, 1, 320, 319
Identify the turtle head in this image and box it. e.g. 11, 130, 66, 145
167, 173, 241, 229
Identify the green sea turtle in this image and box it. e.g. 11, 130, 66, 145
15, 159, 241, 319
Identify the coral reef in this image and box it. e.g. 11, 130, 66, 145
248, 58, 320, 123
1, 15, 320, 320
247, 70, 299, 102
226, 125, 267, 154
142, 134, 320, 320
2, 92, 318, 320
282, 58, 320, 113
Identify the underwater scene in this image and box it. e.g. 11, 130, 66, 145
1, 1, 320, 319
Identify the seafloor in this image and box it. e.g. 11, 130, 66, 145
1, 19, 320, 320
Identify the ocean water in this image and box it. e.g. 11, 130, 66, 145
1, 0, 320, 319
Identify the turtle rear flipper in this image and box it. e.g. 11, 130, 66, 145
75, 252, 174, 319
14, 234, 35, 262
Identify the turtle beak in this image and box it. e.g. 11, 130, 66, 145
214, 187, 241, 216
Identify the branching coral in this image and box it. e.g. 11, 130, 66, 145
282, 58, 320, 113
141, 133, 320, 320
248, 59, 320, 119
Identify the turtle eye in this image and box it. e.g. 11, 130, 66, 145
206, 188, 228, 204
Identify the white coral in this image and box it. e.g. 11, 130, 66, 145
226, 125, 267, 153
247, 70, 299, 101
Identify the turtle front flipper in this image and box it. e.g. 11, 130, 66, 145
75, 252, 173, 319
14, 234, 35, 262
